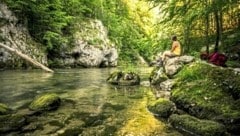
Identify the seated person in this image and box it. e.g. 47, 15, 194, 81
161, 35, 181, 61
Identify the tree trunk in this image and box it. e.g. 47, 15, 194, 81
214, 10, 220, 52
205, 13, 210, 54
219, 10, 223, 47
0, 43, 54, 73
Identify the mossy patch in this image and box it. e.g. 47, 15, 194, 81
171, 62, 240, 134
148, 98, 176, 118
169, 114, 227, 136
29, 93, 61, 111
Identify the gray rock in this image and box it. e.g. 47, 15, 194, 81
53, 19, 118, 68
164, 55, 195, 76
0, 3, 48, 69
149, 67, 168, 85
160, 79, 175, 91
233, 68, 240, 75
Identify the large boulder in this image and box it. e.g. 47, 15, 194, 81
164, 55, 195, 76
149, 55, 194, 86
29, 93, 61, 111
50, 19, 118, 68
171, 62, 240, 134
169, 114, 227, 136
107, 71, 140, 86
148, 98, 176, 118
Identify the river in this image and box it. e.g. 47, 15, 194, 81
0, 68, 182, 136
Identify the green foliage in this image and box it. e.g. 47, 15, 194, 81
4, 0, 71, 52
5, 0, 160, 64
95, 0, 162, 64
5, 0, 239, 65
149, 0, 240, 55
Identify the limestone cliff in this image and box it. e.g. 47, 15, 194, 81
0, 3, 118, 69
50, 19, 118, 68
0, 3, 48, 69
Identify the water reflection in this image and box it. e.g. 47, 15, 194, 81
0, 68, 182, 135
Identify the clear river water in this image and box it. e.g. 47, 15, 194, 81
0, 67, 182, 136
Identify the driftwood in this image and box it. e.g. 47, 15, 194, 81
0, 43, 54, 73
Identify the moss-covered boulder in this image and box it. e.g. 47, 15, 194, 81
29, 93, 61, 111
0, 103, 11, 115
107, 71, 140, 86
149, 67, 168, 85
169, 114, 226, 136
171, 62, 240, 134
0, 114, 26, 133
148, 98, 176, 118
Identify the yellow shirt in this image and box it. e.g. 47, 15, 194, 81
171, 41, 181, 55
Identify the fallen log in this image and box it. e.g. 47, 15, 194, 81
0, 43, 54, 73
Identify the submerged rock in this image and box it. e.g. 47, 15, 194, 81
0, 103, 11, 115
148, 98, 176, 118
0, 114, 26, 133
29, 93, 61, 111
107, 71, 140, 86
169, 114, 227, 136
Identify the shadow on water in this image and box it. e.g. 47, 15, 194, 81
0, 67, 182, 136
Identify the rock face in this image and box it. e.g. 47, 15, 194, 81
0, 3, 117, 69
50, 19, 118, 68
107, 71, 140, 86
29, 93, 61, 111
0, 3, 48, 69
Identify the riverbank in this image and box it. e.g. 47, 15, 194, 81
150, 61, 240, 135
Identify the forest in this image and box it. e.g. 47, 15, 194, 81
1, 0, 240, 135
3, 0, 239, 65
